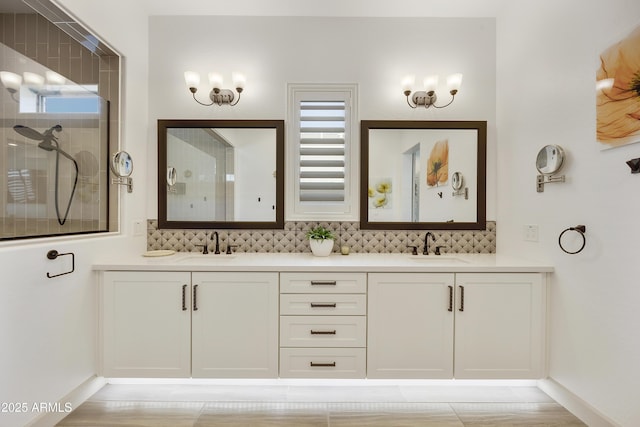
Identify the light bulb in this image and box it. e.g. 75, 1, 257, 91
184, 71, 200, 89
446, 73, 463, 94
232, 72, 246, 90
401, 75, 415, 94
424, 75, 439, 94
208, 73, 223, 91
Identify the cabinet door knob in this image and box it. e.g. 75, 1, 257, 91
193, 284, 199, 311
458, 285, 465, 312
182, 284, 188, 311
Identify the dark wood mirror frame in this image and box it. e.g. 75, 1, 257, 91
158, 119, 285, 229
360, 120, 487, 230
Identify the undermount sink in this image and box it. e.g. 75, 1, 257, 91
176, 255, 237, 263
409, 256, 469, 264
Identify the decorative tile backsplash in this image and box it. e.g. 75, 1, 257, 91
148, 220, 496, 254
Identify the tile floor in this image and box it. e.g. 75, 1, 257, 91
56, 382, 586, 426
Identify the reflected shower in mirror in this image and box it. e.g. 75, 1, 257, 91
158, 120, 284, 229
361, 120, 486, 230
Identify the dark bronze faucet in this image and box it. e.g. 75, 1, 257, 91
212, 231, 220, 254
198, 233, 209, 254
423, 232, 435, 255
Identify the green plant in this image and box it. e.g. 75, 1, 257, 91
306, 225, 335, 241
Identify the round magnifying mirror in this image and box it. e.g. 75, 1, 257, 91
536, 145, 564, 175
451, 172, 464, 191
166, 167, 177, 187
110, 151, 133, 177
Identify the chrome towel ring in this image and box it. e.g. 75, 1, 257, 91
558, 225, 586, 254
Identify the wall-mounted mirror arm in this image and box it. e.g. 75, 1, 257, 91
536, 174, 565, 192
110, 151, 133, 193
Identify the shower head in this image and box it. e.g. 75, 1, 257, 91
13, 124, 62, 141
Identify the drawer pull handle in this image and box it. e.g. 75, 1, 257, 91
310, 330, 337, 335
447, 285, 453, 312
458, 285, 464, 312
182, 284, 188, 311
310, 280, 337, 286
310, 303, 337, 308
310, 362, 336, 367
193, 284, 199, 311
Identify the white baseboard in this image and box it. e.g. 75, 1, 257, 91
26, 375, 106, 427
537, 378, 618, 427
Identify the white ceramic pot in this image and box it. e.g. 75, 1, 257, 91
309, 238, 334, 257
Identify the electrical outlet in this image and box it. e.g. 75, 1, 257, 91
524, 224, 539, 242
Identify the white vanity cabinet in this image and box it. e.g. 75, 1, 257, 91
102, 271, 191, 377
367, 272, 546, 379
367, 273, 455, 379
191, 272, 279, 378
279, 272, 367, 378
101, 271, 279, 378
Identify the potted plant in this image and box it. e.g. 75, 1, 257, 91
306, 225, 335, 257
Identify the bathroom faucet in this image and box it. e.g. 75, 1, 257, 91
423, 232, 435, 255
198, 233, 209, 254
212, 231, 220, 254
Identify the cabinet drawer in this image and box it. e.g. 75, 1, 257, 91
280, 316, 366, 347
279, 348, 366, 378
280, 273, 366, 294
280, 294, 366, 316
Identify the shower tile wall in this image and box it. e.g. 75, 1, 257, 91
0, 12, 120, 239
148, 220, 497, 254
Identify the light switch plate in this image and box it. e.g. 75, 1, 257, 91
133, 220, 145, 236
524, 224, 539, 242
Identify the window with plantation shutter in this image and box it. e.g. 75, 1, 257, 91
287, 84, 358, 220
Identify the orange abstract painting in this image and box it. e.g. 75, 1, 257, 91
426, 139, 448, 187
596, 24, 640, 148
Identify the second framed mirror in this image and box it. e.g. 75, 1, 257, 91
158, 120, 284, 229
361, 120, 486, 230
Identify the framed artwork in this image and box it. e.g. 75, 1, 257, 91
596, 24, 640, 149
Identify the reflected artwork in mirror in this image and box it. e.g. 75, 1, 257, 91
158, 120, 284, 229
360, 120, 486, 230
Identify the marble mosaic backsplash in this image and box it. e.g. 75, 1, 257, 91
147, 220, 496, 255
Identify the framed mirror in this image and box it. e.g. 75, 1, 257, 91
360, 120, 486, 230
158, 120, 284, 229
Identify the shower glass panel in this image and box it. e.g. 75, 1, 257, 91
1, 42, 109, 240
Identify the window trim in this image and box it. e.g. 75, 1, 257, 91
286, 83, 359, 221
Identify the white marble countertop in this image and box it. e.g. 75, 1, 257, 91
93, 252, 553, 273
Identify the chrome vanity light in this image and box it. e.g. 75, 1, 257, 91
536, 145, 566, 192
110, 151, 133, 193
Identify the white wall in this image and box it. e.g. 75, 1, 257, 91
497, 1, 640, 425
147, 16, 497, 222
0, 1, 148, 425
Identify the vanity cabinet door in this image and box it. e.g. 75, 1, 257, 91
191, 272, 279, 378
102, 271, 191, 378
454, 273, 545, 379
367, 273, 455, 379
